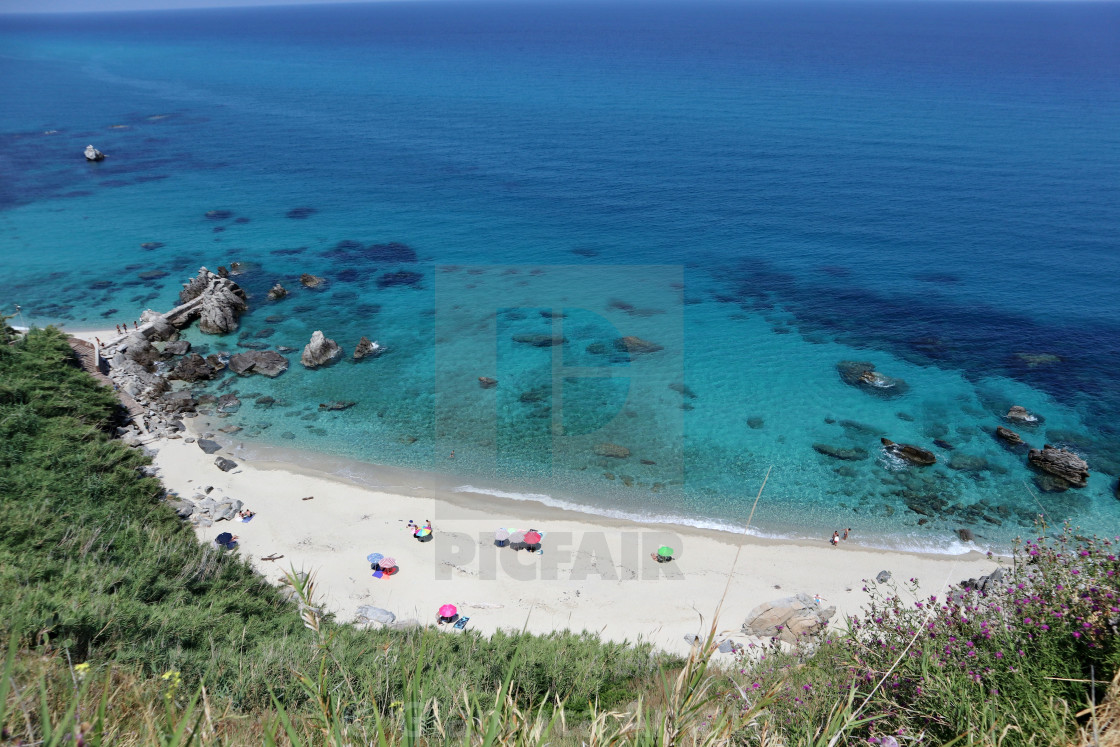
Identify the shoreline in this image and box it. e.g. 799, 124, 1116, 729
69, 325, 1002, 558
152, 409, 1000, 657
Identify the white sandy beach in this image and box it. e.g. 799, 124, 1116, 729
68, 327, 1001, 656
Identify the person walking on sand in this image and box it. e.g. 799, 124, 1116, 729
830, 531, 840, 546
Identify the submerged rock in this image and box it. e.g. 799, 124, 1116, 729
513, 334, 566, 347
614, 336, 663, 354
216, 393, 241, 414
995, 426, 1025, 446
1028, 445, 1089, 488
478, 376, 498, 389
812, 443, 869, 461
947, 453, 988, 472
301, 331, 342, 368
228, 350, 289, 377
319, 401, 356, 411
594, 443, 631, 459
881, 438, 937, 466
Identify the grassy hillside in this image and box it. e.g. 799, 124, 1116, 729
2, 327, 1119, 745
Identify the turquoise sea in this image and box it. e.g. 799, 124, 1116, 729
2, 0, 1119, 551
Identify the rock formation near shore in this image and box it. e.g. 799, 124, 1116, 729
83, 145, 105, 162
1006, 405, 1041, 425
178, 267, 247, 334
228, 350, 289, 377
301, 331, 341, 368
742, 593, 835, 644
1028, 445, 1089, 489
881, 438, 937, 466
300, 273, 326, 289
267, 283, 288, 301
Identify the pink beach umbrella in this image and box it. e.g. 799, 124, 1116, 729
379, 557, 397, 569
523, 531, 542, 545
439, 604, 457, 618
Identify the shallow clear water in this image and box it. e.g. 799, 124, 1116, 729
3, 0, 1120, 550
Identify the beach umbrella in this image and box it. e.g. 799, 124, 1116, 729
523, 530, 542, 545
657, 546, 674, 558
438, 604, 457, 618
416, 527, 431, 538
494, 529, 510, 541
216, 532, 233, 545
509, 531, 526, 544
366, 552, 384, 564
380, 557, 397, 569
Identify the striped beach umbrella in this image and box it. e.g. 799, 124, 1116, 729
438, 604, 457, 618
379, 557, 397, 569
416, 527, 431, 538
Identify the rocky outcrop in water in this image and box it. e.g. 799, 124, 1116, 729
881, 438, 937, 466
995, 426, 1025, 445
353, 336, 382, 360
319, 401, 356, 411
837, 361, 908, 398
1028, 445, 1089, 488
478, 377, 498, 389
741, 593, 835, 644
299, 273, 326, 289
301, 331, 341, 368
177, 268, 247, 334
267, 283, 288, 301
167, 353, 221, 382
84, 145, 105, 162
1006, 405, 1041, 426
227, 350, 289, 377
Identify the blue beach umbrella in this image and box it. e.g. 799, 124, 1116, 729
366, 552, 384, 564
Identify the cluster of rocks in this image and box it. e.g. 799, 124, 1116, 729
168, 486, 243, 528
836, 361, 908, 398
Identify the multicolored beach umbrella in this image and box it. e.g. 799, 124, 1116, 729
438, 604, 457, 617
366, 553, 384, 564
416, 527, 432, 538
657, 546, 674, 558
523, 531, 542, 544
379, 557, 397, 569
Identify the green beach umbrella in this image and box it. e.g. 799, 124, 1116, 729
657, 546, 674, 558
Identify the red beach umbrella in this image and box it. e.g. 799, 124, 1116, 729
439, 604, 457, 618
523, 531, 542, 544
380, 557, 397, 569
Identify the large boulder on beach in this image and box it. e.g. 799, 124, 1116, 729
742, 593, 835, 644
1028, 445, 1089, 488
214, 457, 237, 472
197, 439, 222, 454
837, 361, 908, 398
356, 606, 396, 625
301, 331, 342, 368
353, 336, 382, 360
881, 438, 937, 466
228, 350, 289, 377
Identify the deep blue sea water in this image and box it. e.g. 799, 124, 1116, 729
3, 0, 1119, 551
